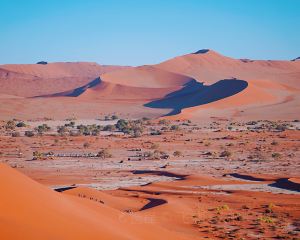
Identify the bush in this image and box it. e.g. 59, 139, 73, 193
97, 149, 112, 159
150, 130, 162, 135
158, 119, 169, 125
132, 128, 142, 138
16, 122, 26, 127
32, 151, 44, 160
170, 125, 180, 131
143, 151, 160, 160
57, 126, 68, 135
173, 151, 182, 157
65, 121, 75, 127
77, 124, 101, 135
272, 152, 281, 159
275, 124, 287, 131
5, 120, 16, 130
11, 132, 20, 137
83, 142, 90, 148
103, 124, 116, 131
25, 131, 34, 137
219, 150, 232, 158
116, 119, 128, 132
150, 143, 160, 149
115, 119, 144, 136
111, 115, 118, 120
35, 124, 51, 134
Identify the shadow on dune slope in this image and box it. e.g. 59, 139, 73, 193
34, 77, 101, 98
144, 79, 248, 115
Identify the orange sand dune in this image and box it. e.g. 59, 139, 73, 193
100, 65, 193, 88
0, 49, 299, 120
64, 186, 147, 212
0, 163, 193, 240
154, 50, 300, 120
79, 66, 193, 100
156, 49, 300, 87
0, 62, 129, 97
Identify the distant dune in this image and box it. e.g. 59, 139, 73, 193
0, 62, 130, 97
0, 50, 299, 121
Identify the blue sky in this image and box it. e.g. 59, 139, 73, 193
0, 0, 299, 65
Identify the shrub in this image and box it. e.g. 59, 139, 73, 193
258, 216, 274, 224
35, 124, 51, 134
16, 122, 26, 127
70, 131, 80, 136
115, 119, 144, 136
103, 124, 116, 131
173, 151, 182, 157
83, 142, 90, 148
271, 141, 278, 146
65, 121, 75, 127
91, 128, 100, 136
25, 131, 34, 137
150, 143, 159, 149
216, 204, 229, 213
143, 151, 160, 160
11, 132, 20, 137
170, 125, 180, 131
5, 120, 16, 130
32, 151, 43, 160
97, 149, 112, 159
150, 130, 161, 135
275, 124, 287, 131
219, 150, 232, 158
132, 128, 142, 138
158, 119, 169, 125
272, 152, 281, 159
57, 126, 68, 136
116, 119, 128, 131
111, 115, 118, 120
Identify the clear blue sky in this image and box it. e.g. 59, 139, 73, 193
0, 0, 299, 65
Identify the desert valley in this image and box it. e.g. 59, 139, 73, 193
0, 48, 299, 239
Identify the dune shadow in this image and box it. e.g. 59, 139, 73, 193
229, 173, 266, 182
140, 198, 167, 211
55, 77, 100, 97
132, 170, 188, 180
33, 77, 101, 98
269, 178, 300, 192
144, 78, 248, 115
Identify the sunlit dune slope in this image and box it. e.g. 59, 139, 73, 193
0, 164, 192, 240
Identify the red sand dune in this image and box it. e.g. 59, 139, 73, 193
0, 62, 129, 97
0, 163, 193, 240
0, 50, 299, 120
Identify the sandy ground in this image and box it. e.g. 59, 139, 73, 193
0, 119, 299, 239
